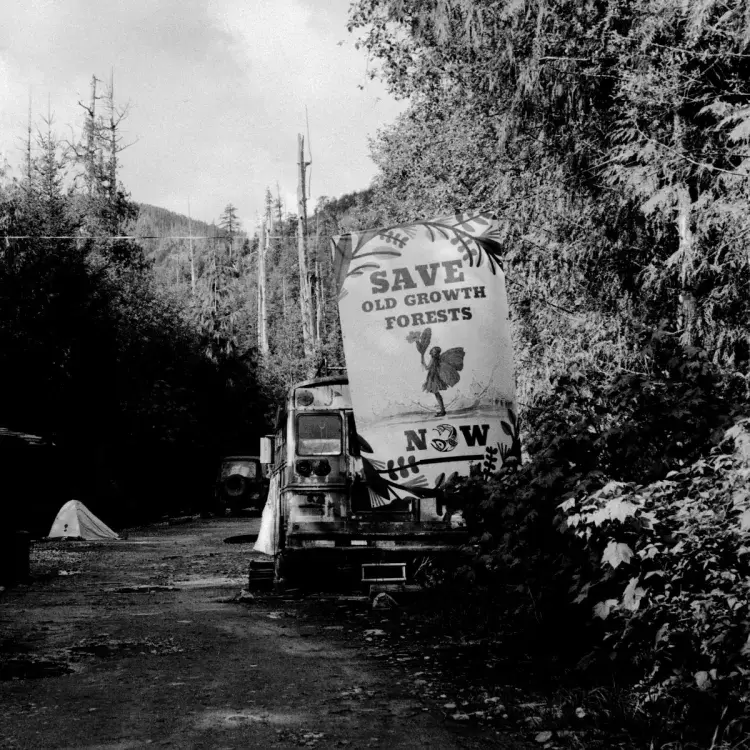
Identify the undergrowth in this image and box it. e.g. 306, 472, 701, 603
435, 339, 750, 748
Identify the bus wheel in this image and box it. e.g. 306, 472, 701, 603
274, 552, 298, 592
275, 552, 311, 592
273, 554, 285, 591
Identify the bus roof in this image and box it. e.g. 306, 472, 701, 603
292, 374, 348, 390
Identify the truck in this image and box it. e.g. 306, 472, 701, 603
259, 374, 469, 588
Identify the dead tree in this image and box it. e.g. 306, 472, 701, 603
188, 198, 196, 294
258, 217, 270, 356
296, 134, 316, 368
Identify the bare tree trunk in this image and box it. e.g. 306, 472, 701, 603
258, 220, 269, 356
107, 70, 117, 234
213, 237, 218, 315
86, 76, 98, 199
314, 214, 325, 343
315, 259, 323, 344
276, 182, 283, 229
297, 134, 316, 369
673, 113, 697, 347
26, 90, 33, 191
188, 199, 196, 295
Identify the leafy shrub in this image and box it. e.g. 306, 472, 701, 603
564, 423, 750, 744
439, 342, 749, 743
446, 342, 736, 609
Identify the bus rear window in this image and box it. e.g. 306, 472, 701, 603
220, 460, 257, 480
297, 414, 342, 456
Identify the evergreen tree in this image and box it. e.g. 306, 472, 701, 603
349, 0, 750, 393
219, 202, 240, 259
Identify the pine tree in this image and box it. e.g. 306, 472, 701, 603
219, 203, 240, 259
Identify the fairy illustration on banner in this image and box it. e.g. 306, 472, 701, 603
407, 328, 465, 417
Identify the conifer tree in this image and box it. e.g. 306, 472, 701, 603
219, 203, 240, 259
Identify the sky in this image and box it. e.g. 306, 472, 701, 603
0, 0, 407, 233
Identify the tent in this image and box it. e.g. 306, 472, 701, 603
47, 500, 119, 541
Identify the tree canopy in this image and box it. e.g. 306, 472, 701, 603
348, 0, 750, 402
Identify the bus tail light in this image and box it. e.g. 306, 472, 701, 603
313, 459, 331, 476
295, 460, 312, 477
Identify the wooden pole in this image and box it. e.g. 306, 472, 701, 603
315, 259, 323, 343
86, 76, 97, 198
673, 112, 697, 347
26, 89, 33, 191
258, 219, 269, 356
314, 212, 325, 344
297, 133, 315, 367
276, 182, 283, 229
212, 228, 218, 315
108, 69, 117, 233
187, 198, 196, 294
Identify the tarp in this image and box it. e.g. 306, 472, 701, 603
47, 500, 119, 540
254, 472, 281, 555
331, 212, 517, 513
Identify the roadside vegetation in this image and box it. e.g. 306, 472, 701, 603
0, 87, 270, 529
342, 1, 750, 746
3, 1, 750, 745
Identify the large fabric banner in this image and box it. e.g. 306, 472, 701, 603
254, 472, 280, 555
331, 212, 517, 515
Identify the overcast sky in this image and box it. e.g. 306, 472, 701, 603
0, 0, 406, 232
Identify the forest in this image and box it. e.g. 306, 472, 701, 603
2, 1, 750, 746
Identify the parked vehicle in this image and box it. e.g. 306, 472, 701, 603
214, 456, 268, 515
259, 375, 468, 587
0, 427, 63, 583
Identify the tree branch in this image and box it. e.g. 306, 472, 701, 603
635, 127, 750, 177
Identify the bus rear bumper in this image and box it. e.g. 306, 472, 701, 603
277, 535, 470, 589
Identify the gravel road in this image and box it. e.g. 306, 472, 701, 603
0, 517, 513, 749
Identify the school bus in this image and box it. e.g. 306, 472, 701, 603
259, 374, 469, 587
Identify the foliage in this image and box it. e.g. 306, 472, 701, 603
563, 424, 750, 745
218, 203, 240, 241
345, 8, 750, 741
440, 342, 748, 743
0, 86, 271, 525
350, 0, 750, 408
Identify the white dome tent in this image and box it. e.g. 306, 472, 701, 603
47, 500, 119, 541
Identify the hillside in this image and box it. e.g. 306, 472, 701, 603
134, 203, 233, 268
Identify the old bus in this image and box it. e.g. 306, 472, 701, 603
259, 375, 468, 587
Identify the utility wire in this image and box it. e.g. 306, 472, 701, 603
1, 235, 234, 240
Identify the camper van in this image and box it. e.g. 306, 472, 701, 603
260, 375, 468, 587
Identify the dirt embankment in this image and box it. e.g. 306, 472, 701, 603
0, 518, 527, 750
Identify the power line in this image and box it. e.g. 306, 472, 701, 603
1, 235, 235, 240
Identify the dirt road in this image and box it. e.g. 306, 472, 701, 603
0, 518, 509, 749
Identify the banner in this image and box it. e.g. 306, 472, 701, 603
331, 212, 517, 515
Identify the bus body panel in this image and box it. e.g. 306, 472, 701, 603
265, 375, 468, 581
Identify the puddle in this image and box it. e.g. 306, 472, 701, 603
74, 742, 152, 749
70, 643, 134, 658
195, 708, 308, 729
171, 577, 245, 589
0, 657, 73, 680
68, 637, 184, 659
224, 534, 258, 544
